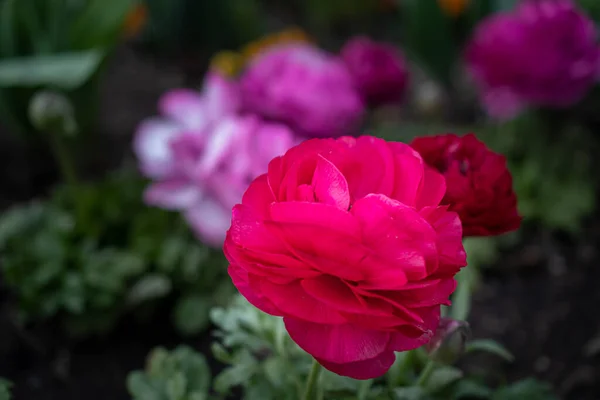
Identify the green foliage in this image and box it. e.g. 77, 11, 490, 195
208, 295, 556, 399
0, 0, 136, 136
481, 114, 596, 235
142, 0, 266, 55
0, 170, 229, 337
127, 346, 212, 400
0, 379, 11, 400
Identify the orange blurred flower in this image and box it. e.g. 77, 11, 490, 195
122, 3, 148, 39
438, 0, 469, 17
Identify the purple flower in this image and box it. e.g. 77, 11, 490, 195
341, 36, 409, 106
133, 72, 299, 247
465, 0, 600, 120
240, 43, 365, 138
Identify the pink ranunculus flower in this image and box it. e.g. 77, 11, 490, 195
465, 0, 600, 120
341, 36, 410, 106
133, 71, 240, 180
240, 43, 365, 138
225, 136, 467, 379
133, 72, 298, 247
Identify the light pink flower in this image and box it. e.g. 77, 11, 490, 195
133, 72, 298, 247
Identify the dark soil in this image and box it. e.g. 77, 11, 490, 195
1, 45, 599, 400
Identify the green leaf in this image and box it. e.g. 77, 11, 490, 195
492, 379, 557, 400
0, 378, 12, 400
400, 0, 458, 86
393, 386, 429, 400
0, 50, 104, 89
449, 267, 475, 321
466, 339, 514, 362
426, 366, 464, 393
451, 379, 493, 400
172, 294, 212, 336
213, 352, 258, 394
126, 274, 172, 305
0, 0, 17, 57
69, 0, 136, 49
127, 372, 163, 400
211, 342, 232, 364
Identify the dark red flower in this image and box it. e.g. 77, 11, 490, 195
411, 133, 521, 237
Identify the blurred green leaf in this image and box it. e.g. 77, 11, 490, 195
172, 294, 212, 336
393, 386, 429, 400
69, 0, 135, 49
0, 50, 104, 89
466, 339, 514, 362
0, 0, 17, 57
427, 366, 464, 393
400, 0, 458, 86
492, 379, 557, 400
451, 379, 493, 399
126, 273, 172, 305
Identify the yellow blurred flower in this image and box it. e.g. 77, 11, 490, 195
241, 27, 311, 62
438, 0, 469, 17
210, 27, 312, 77
122, 2, 148, 39
210, 51, 244, 77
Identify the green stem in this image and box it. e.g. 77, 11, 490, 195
47, 131, 86, 227
416, 360, 436, 387
302, 359, 322, 400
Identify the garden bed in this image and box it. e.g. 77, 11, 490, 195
1, 45, 599, 400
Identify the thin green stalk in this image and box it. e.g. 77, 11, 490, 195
302, 359, 322, 400
416, 360, 436, 387
47, 130, 86, 228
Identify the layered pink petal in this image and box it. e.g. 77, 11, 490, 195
228, 264, 282, 316
316, 350, 396, 380
133, 119, 180, 179
284, 318, 390, 363
143, 179, 201, 210
158, 89, 208, 130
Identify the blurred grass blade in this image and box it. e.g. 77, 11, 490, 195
400, 0, 458, 86
69, 0, 136, 49
0, 50, 104, 89
0, 0, 17, 57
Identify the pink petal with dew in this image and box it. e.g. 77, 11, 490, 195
133, 118, 181, 179
284, 318, 390, 364
143, 179, 202, 210
351, 194, 437, 281
159, 89, 208, 130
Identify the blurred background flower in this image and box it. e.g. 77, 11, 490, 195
240, 43, 365, 137
465, 0, 600, 120
341, 36, 410, 107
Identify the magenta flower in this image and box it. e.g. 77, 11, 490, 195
341, 36, 409, 106
134, 72, 298, 247
465, 0, 600, 120
225, 136, 466, 379
240, 43, 365, 138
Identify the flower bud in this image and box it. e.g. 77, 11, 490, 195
426, 318, 470, 364
28, 90, 77, 136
